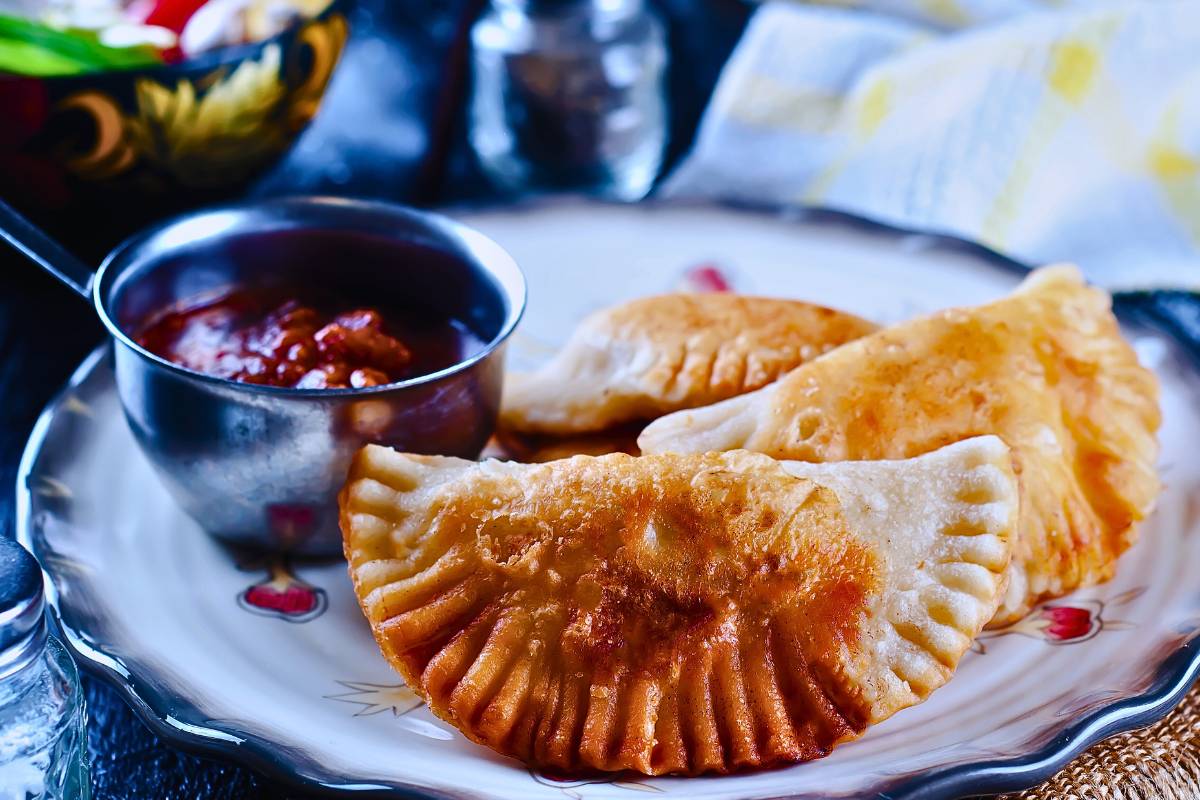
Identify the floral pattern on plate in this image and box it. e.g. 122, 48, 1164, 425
235, 554, 328, 623
325, 681, 423, 718
973, 589, 1142, 652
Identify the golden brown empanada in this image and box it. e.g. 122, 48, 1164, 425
491, 425, 642, 463
340, 437, 1017, 775
501, 293, 877, 435
640, 265, 1162, 626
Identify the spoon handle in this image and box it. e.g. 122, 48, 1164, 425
0, 198, 95, 301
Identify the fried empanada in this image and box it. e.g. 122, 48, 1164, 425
640, 265, 1162, 625
340, 437, 1017, 775
491, 425, 642, 463
501, 293, 877, 434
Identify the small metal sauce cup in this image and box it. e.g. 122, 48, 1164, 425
89, 196, 525, 555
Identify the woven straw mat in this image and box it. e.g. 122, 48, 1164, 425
994, 681, 1200, 799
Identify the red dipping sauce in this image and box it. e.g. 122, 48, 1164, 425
135, 289, 484, 389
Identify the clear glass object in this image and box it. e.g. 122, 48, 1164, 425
469, 0, 668, 200
0, 538, 89, 800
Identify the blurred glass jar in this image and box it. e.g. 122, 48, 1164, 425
469, 0, 668, 201
0, 538, 89, 800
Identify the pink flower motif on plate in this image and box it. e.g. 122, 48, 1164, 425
236, 558, 327, 623
678, 262, 733, 293
1040, 605, 1099, 642
973, 588, 1143, 653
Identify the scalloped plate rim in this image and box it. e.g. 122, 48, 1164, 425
24, 346, 1200, 800
16, 204, 1200, 800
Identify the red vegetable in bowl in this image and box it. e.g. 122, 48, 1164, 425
140, 0, 211, 33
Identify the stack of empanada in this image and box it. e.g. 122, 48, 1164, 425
640, 266, 1161, 625
339, 265, 1160, 776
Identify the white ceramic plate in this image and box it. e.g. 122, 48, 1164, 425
19, 202, 1200, 799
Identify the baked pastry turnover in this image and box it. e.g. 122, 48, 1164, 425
640, 265, 1161, 626
501, 293, 876, 435
340, 437, 1017, 774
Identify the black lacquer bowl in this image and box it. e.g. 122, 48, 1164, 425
0, 0, 350, 257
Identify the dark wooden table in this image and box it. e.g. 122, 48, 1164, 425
0, 2, 748, 797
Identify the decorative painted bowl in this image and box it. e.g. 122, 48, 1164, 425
0, 0, 350, 256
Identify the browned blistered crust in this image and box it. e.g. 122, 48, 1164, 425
341, 449, 880, 775
640, 267, 1162, 626
501, 293, 877, 435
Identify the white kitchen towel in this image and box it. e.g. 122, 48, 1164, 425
663, 0, 1200, 287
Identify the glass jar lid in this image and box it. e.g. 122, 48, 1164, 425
0, 537, 46, 677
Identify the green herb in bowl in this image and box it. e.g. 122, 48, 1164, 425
0, 14, 169, 76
